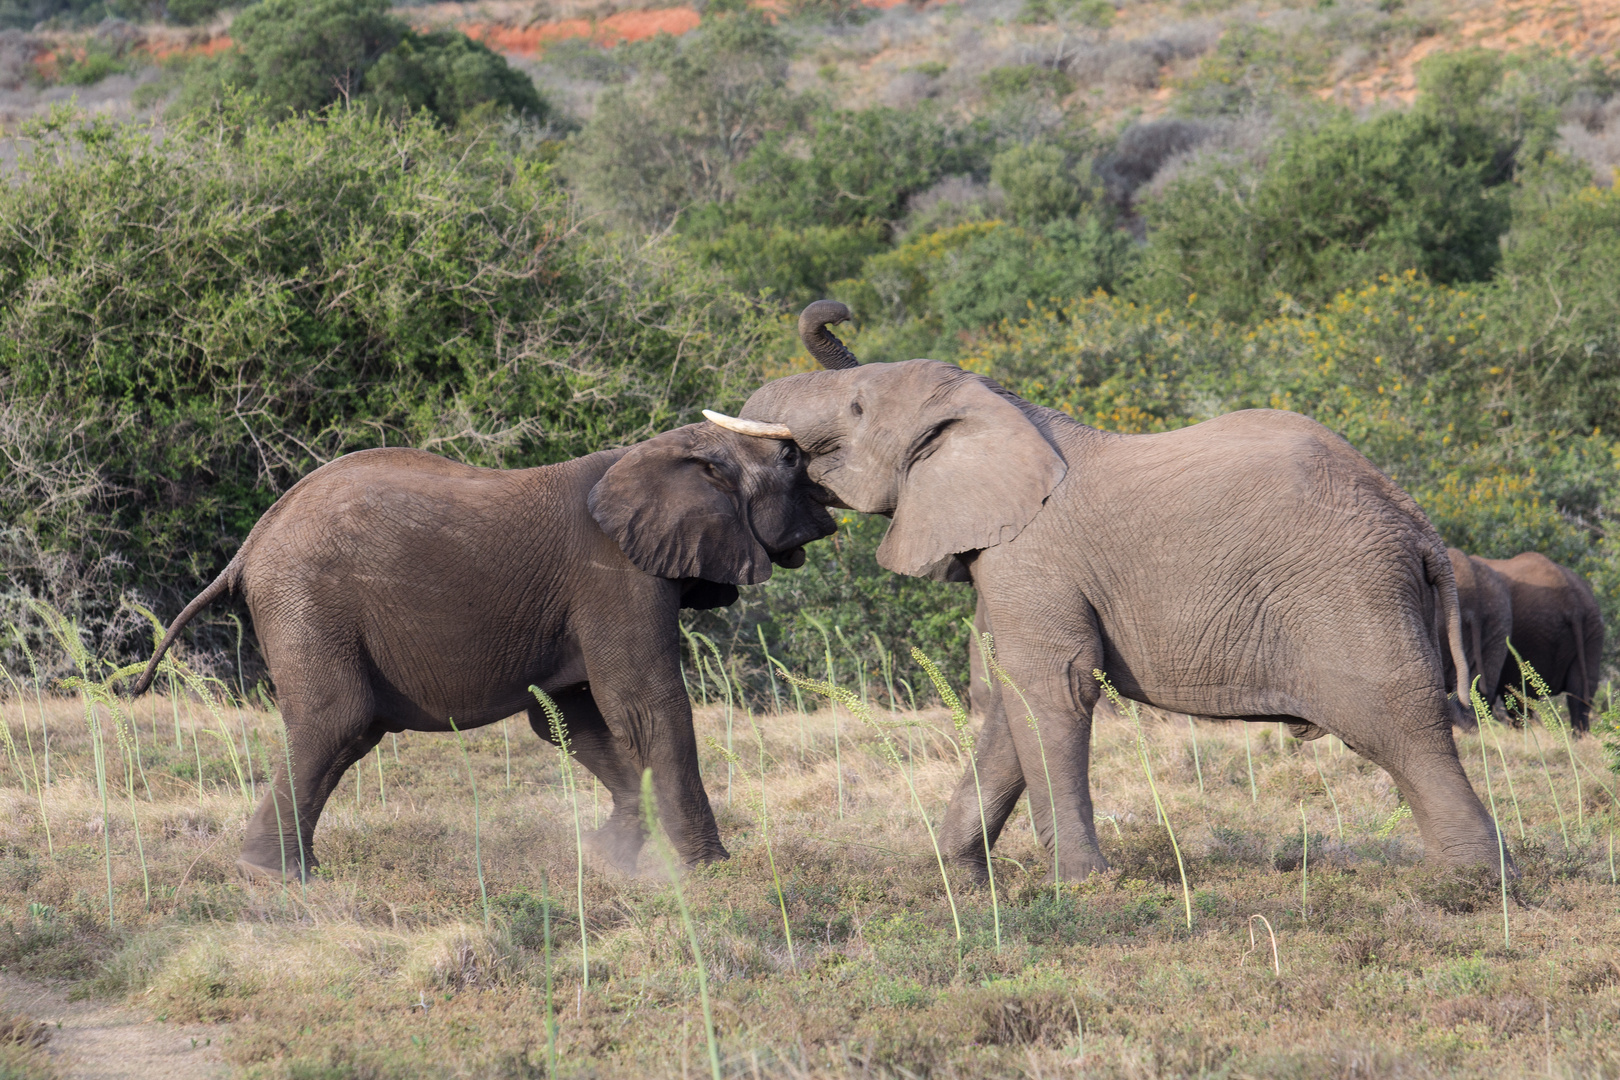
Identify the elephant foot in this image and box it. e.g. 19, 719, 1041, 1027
587, 821, 646, 874
236, 854, 312, 884
1048, 844, 1109, 883
680, 842, 730, 871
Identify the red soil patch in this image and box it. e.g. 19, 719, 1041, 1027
464, 6, 701, 56
140, 34, 234, 63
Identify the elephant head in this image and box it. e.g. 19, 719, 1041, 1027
587, 421, 837, 589
707, 303, 1066, 580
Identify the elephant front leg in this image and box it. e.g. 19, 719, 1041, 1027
939, 680, 1027, 884
583, 635, 728, 870
530, 688, 648, 873
982, 623, 1109, 880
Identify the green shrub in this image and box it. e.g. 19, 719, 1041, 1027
1138, 109, 1511, 319
562, 6, 800, 228
0, 104, 765, 663
175, 0, 544, 125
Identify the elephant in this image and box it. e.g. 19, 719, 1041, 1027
128, 422, 836, 880
1480, 552, 1605, 732
705, 300, 1503, 880
1445, 548, 1513, 723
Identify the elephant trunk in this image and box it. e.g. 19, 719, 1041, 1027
799, 300, 859, 370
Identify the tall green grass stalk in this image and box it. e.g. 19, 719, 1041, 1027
375, 744, 386, 807
0, 686, 22, 789
1186, 714, 1205, 795
1243, 723, 1258, 804
1312, 742, 1343, 839
1481, 711, 1526, 840
913, 647, 1000, 953
708, 727, 796, 969
76, 675, 154, 913
15, 629, 50, 786
531, 687, 588, 992
681, 626, 710, 706
1470, 682, 1511, 948
4, 669, 52, 853
691, 634, 735, 805
1298, 802, 1309, 922
786, 671, 963, 942
807, 617, 843, 819
88, 699, 115, 925
640, 769, 722, 1080
1511, 645, 1582, 830
1523, 699, 1571, 850
278, 719, 307, 899
446, 716, 490, 931
1609, 830, 1615, 884
875, 634, 899, 714
542, 869, 558, 1076
171, 666, 249, 800
976, 635, 1060, 896
1097, 671, 1191, 928
758, 626, 785, 716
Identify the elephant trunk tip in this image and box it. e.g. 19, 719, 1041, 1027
798, 300, 859, 370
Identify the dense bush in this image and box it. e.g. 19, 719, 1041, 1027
176, 0, 545, 125
0, 104, 765, 665
1137, 107, 1512, 319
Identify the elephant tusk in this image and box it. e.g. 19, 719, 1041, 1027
702, 409, 793, 440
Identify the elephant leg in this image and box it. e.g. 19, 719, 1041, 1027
240, 666, 381, 881
978, 593, 1108, 882
939, 682, 1027, 883
581, 627, 727, 869
940, 598, 1026, 882
529, 688, 647, 873
1329, 687, 1505, 870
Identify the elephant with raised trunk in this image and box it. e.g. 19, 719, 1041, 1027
705, 301, 1503, 880
1445, 548, 1513, 723
128, 423, 835, 880
1482, 552, 1605, 732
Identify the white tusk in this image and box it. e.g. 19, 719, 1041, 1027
702, 409, 793, 440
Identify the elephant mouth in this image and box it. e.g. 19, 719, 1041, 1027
770, 547, 807, 569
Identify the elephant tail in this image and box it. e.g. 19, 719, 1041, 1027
1426, 543, 1472, 723
126, 558, 243, 696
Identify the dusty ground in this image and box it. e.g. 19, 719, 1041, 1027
0, 974, 226, 1080
0, 669, 1617, 1078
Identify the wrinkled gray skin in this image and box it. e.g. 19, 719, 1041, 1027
129, 425, 836, 880
1482, 552, 1605, 733
740, 352, 1503, 879
1445, 548, 1513, 724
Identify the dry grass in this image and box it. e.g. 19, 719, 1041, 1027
1, 683, 1618, 1079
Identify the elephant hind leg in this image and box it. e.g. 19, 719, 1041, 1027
530, 688, 647, 873
240, 666, 380, 881
1325, 686, 1505, 871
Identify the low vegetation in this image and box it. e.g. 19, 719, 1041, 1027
0, 652, 1616, 1077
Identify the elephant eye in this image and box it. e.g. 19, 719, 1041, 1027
778, 443, 800, 467
850, 400, 863, 418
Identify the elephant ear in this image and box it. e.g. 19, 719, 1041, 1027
878, 375, 1067, 579
588, 432, 772, 586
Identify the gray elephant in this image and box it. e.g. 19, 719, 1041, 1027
1446, 548, 1513, 723
707, 301, 1501, 879
1481, 552, 1605, 732
129, 424, 836, 879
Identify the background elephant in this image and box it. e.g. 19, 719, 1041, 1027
130, 424, 835, 879
715, 302, 1501, 880
1446, 548, 1513, 722
1481, 552, 1606, 732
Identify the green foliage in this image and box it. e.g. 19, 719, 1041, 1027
990, 142, 1088, 227
681, 220, 887, 310
1486, 163, 1620, 434
1172, 24, 1330, 117
175, 0, 544, 125
980, 64, 1075, 104
0, 104, 767, 658
562, 6, 799, 228
687, 512, 976, 705
1138, 108, 1511, 319
729, 106, 991, 232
